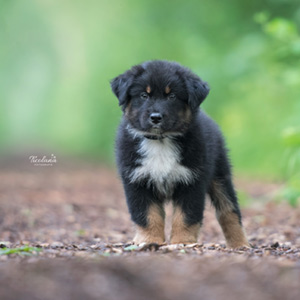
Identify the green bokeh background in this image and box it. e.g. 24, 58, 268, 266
0, 0, 299, 179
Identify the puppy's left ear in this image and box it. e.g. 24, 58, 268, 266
185, 75, 210, 110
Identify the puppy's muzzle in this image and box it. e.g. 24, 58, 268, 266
150, 113, 162, 125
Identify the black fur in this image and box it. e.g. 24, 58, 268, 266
111, 60, 244, 242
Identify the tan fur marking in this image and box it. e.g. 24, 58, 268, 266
218, 211, 249, 248
211, 181, 235, 214
178, 107, 192, 124
133, 204, 165, 244
165, 86, 171, 94
212, 181, 249, 248
146, 85, 151, 94
124, 101, 131, 116
170, 206, 200, 244
185, 107, 192, 121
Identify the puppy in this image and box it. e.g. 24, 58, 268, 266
111, 60, 249, 248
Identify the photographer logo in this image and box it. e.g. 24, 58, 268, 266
29, 154, 57, 167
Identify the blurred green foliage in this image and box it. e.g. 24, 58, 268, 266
281, 127, 300, 206
0, 0, 299, 180
0, 246, 41, 256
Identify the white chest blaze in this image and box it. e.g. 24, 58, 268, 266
130, 138, 193, 194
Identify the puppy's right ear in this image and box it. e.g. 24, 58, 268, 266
110, 72, 133, 107
110, 65, 144, 108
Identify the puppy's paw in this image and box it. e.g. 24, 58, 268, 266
225, 238, 251, 249
133, 226, 165, 245
170, 210, 200, 245
170, 227, 199, 245
133, 235, 165, 245
170, 237, 197, 245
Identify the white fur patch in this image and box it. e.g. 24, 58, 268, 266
130, 138, 194, 196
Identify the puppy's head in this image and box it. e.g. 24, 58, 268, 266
111, 60, 209, 138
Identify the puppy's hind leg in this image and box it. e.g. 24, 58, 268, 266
209, 177, 249, 249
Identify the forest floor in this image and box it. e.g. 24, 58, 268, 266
0, 160, 299, 300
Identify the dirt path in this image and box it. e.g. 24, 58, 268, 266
0, 162, 299, 300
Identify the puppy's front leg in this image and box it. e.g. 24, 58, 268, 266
123, 183, 165, 244
134, 204, 165, 244
170, 206, 201, 244
171, 184, 205, 244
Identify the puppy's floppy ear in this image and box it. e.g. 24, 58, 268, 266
110, 73, 134, 107
185, 75, 210, 110
110, 65, 144, 108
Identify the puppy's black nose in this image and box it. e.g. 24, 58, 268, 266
150, 113, 162, 124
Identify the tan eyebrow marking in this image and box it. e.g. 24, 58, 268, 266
165, 86, 171, 94
146, 85, 151, 94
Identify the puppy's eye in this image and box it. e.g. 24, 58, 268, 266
168, 93, 176, 100
140, 92, 149, 100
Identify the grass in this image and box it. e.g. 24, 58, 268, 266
0, 246, 42, 256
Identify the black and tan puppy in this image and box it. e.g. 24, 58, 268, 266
111, 60, 249, 248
